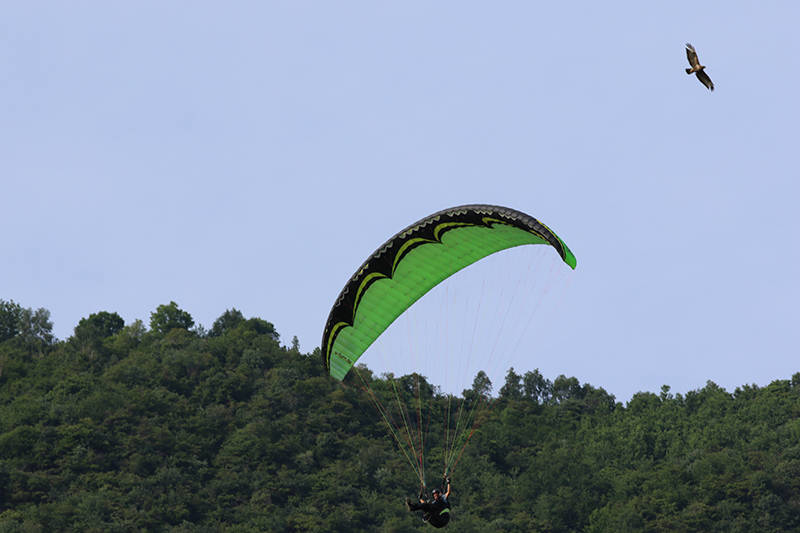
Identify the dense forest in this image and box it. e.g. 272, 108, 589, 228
1, 299, 799, 532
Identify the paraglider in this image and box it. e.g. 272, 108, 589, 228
407, 477, 452, 528
321, 204, 576, 525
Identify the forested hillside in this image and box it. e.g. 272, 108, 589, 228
1, 299, 799, 532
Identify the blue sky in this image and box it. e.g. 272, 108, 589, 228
3, 2, 799, 401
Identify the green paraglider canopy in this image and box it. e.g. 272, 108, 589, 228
321, 204, 576, 381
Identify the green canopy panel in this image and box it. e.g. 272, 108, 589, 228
321, 204, 576, 380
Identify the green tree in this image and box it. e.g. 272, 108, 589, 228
551, 374, 582, 403
0, 299, 23, 342
17, 306, 54, 355
499, 367, 523, 400
522, 369, 552, 403
242, 318, 279, 341
209, 308, 245, 337
149, 302, 194, 334
73, 311, 124, 343
465, 370, 492, 401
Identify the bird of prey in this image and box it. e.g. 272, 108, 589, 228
685, 43, 714, 91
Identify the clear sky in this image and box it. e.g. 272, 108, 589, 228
3, 2, 799, 401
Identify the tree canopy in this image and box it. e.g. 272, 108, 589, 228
1, 300, 799, 531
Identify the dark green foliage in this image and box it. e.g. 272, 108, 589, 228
2, 304, 800, 531
500, 367, 523, 400
0, 300, 23, 343
73, 312, 124, 343
209, 308, 244, 337
70, 311, 125, 363
0, 301, 55, 388
149, 301, 194, 334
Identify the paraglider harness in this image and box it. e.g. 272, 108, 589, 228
409, 479, 451, 528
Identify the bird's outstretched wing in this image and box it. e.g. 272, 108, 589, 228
685, 43, 700, 69
696, 69, 714, 91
